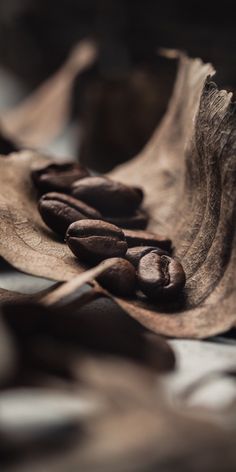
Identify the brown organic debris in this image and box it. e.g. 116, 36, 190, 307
0, 51, 236, 338
0, 152, 89, 281
109, 53, 236, 338
0, 40, 97, 149
1, 355, 236, 472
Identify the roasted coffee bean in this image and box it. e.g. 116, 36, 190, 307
106, 210, 148, 230
38, 192, 101, 236
32, 162, 89, 193
137, 251, 186, 299
97, 258, 136, 296
66, 220, 128, 262
71, 176, 143, 216
123, 229, 172, 251
126, 246, 168, 268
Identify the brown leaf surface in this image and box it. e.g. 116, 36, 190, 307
0, 40, 97, 148
1, 52, 236, 339
0, 151, 89, 280
109, 53, 236, 338
0, 285, 61, 306
0, 161, 120, 282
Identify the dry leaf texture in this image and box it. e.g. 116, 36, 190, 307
0, 151, 89, 280
110, 53, 236, 338
0, 52, 236, 338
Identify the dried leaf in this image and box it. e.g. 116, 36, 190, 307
0, 284, 58, 306
2, 299, 175, 375
0, 152, 116, 285
2, 357, 236, 472
0, 155, 123, 287
0, 151, 89, 280
0, 40, 97, 148
1, 52, 236, 339
109, 53, 236, 338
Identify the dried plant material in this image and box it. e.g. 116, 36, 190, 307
0, 151, 89, 280
110, 53, 215, 233
2, 299, 175, 375
61, 358, 236, 472
1, 52, 236, 339
0, 40, 97, 148
108, 53, 236, 338
0, 286, 60, 308
0, 151, 121, 285
0, 152, 132, 286
41, 260, 114, 306
2, 357, 236, 472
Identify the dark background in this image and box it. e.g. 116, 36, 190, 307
0, 0, 235, 170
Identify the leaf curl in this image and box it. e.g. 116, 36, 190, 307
1, 52, 236, 338
109, 53, 236, 338
0, 40, 97, 149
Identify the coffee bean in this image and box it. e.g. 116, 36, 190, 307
66, 220, 128, 262
71, 176, 143, 216
123, 229, 172, 251
106, 209, 148, 230
97, 258, 136, 296
32, 162, 89, 193
126, 246, 169, 268
38, 192, 101, 236
137, 251, 186, 299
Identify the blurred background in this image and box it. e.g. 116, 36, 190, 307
0, 0, 235, 171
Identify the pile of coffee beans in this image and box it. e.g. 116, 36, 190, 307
32, 162, 186, 300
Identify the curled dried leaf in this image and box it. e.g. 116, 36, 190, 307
109, 54, 236, 339
0, 52, 235, 339
0, 40, 97, 148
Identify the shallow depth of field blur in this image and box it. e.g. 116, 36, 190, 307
1, 3, 236, 471
0, 0, 235, 170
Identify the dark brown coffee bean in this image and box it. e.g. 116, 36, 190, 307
126, 246, 169, 268
38, 192, 101, 236
32, 162, 89, 193
137, 251, 186, 299
106, 209, 148, 229
71, 176, 143, 216
123, 229, 172, 251
97, 258, 136, 296
66, 220, 128, 262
